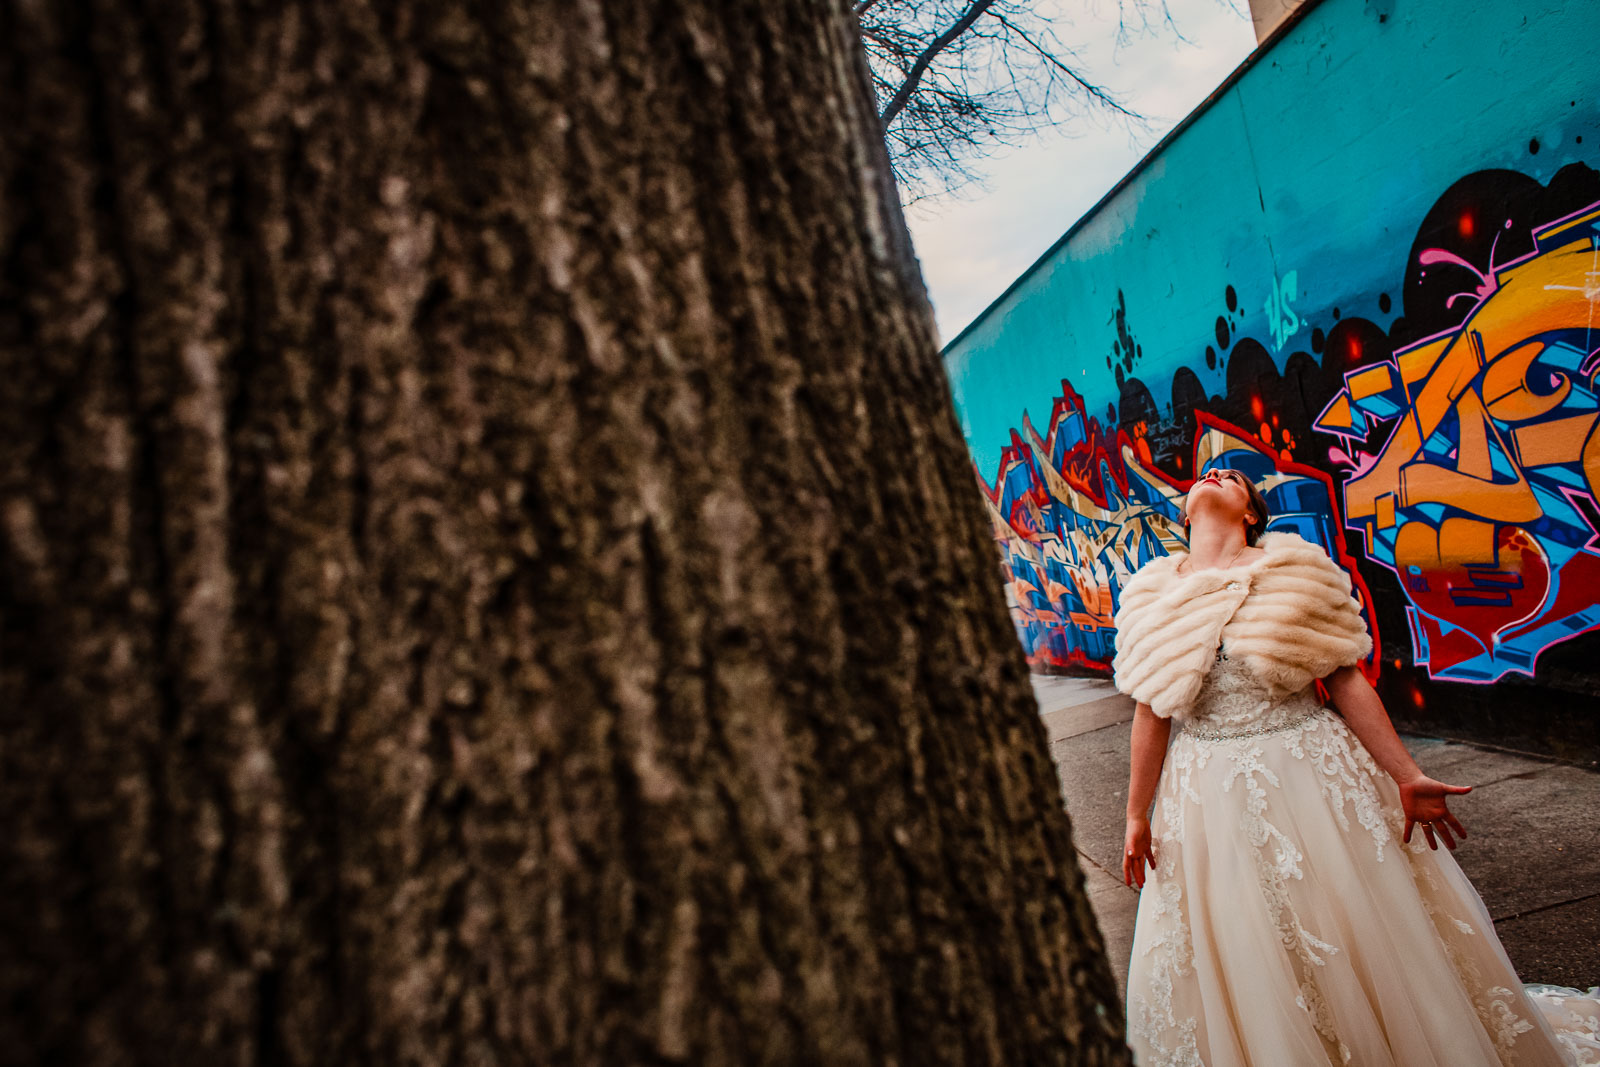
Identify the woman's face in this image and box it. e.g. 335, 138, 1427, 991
1185, 467, 1255, 527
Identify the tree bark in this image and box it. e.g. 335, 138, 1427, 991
0, 1, 1128, 1063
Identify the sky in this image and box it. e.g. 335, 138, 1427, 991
903, 0, 1258, 344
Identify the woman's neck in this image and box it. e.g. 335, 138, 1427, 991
1183, 523, 1249, 571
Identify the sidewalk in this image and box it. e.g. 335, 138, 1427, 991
1035, 674, 1600, 1000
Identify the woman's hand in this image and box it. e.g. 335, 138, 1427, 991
1398, 774, 1472, 850
1123, 816, 1156, 888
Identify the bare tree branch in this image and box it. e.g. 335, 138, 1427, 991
857, 0, 1188, 200
993, 12, 1137, 120
878, 0, 1003, 128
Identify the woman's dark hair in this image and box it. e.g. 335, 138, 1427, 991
1182, 468, 1272, 545
1240, 475, 1271, 545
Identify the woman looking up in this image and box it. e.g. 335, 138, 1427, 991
1114, 465, 1599, 1066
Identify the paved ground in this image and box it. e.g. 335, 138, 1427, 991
1034, 674, 1600, 1000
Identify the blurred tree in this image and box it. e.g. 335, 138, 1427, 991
0, 0, 1127, 1064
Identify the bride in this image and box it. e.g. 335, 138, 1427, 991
1112, 465, 1600, 1066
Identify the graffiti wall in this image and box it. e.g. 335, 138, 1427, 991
942, 0, 1600, 744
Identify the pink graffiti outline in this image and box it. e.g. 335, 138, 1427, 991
1557, 484, 1600, 554
1418, 219, 1512, 310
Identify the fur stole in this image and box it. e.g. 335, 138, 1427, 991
1111, 531, 1372, 719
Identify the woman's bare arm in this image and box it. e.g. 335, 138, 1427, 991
1323, 664, 1423, 783
1127, 701, 1171, 820
1123, 701, 1171, 887
1324, 664, 1471, 849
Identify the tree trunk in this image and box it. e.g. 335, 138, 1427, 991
0, 1, 1127, 1063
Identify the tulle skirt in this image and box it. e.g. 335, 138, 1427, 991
1126, 705, 1600, 1066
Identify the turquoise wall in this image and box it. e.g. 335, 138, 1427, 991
943, 0, 1600, 740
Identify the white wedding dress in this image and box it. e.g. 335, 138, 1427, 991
1125, 646, 1600, 1066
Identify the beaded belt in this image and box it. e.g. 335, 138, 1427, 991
1181, 708, 1322, 742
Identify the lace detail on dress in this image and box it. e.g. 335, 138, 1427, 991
1486, 987, 1537, 1051
1217, 736, 1350, 1062
1282, 713, 1396, 863
1127, 848, 1194, 1062
1526, 984, 1600, 1064
1156, 656, 1367, 1061
1174, 645, 1323, 734
1130, 728, 1211, 1065
1406, 827, 1539, 1054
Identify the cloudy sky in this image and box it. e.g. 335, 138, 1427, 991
904, 0, 1257, 343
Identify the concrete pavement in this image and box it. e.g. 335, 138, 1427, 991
1035, 674, 1600, 1000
